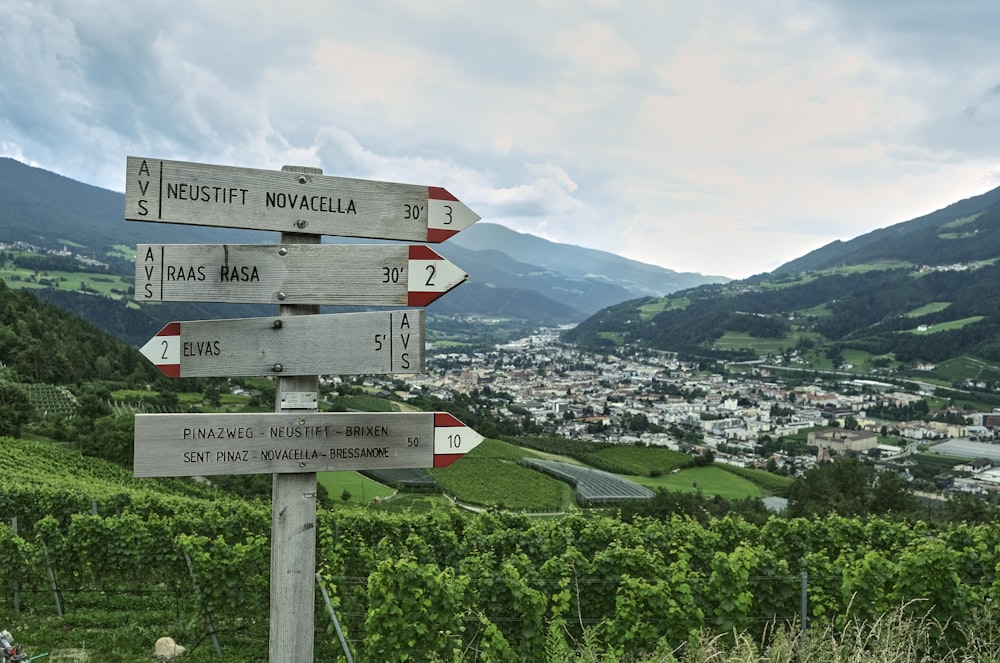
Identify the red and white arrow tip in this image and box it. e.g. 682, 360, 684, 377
407, 245, 469, 306
140, 322, 181, 378
427, 187, 480, 243
433, 412, 484, 468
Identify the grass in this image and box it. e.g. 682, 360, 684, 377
0, 266, 132, 298
430, 438, 571, 511
840, 348, 898, 372
931, 354, 1000, 383
9, 600, 1000, 662
714, 332, 791, 354
371, 492, 454, 513
597, 331, 624, 345
940, 212, 982, 229
633, 465, 766, 500
587, 444, 691, 475
639, 297, 689, 320
903, 316, 985, 335
716, 463, 793, 492
318, 470, 395, 504
905, 301, 951, 317
794, 303, 833, 318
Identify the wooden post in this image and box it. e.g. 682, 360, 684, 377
11, 517, 20, 615
269, 166, 322, 662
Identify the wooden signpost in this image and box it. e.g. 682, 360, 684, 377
138, 310, 424, 378
135, 243, 468, 306
133, 411, 483, 477
126, 156, 482, 662
124, 156, 479, 242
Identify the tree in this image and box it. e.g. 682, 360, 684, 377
870, 470, 917, 515
80, 413, 135, 466
0, 381, 34, 438
786, 456, 874, 517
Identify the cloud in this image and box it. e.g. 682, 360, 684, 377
3, 0, 1000, 279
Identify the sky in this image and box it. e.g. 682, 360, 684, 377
3, 1, 1000, 279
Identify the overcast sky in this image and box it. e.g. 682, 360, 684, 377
3, 0, 1000, 279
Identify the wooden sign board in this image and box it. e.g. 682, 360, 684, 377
124, 156, 480, 242
134, 243, 468, 306
133, 411, 483, 477
139, 310, 424, 378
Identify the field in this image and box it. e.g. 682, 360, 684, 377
794, 303, 833, 318
904, 316, 985, 335
639, 296, 689, 320
587, 444, 691, 475
635, 465, 767, 499
0, 264, 132, 298
714, 332, 792, 354
317, 470, 396, 503
430, 438, 573, 511
930, 355, 1000, 383
905, 301, 951, 317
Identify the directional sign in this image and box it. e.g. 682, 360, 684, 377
125, 156, 480, 242
139, 310, 424, 378
133, 411, 484, 477
135, 243, 469, 306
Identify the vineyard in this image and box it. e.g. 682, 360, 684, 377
18, 383, 77, 418
2, 437, 1000, 661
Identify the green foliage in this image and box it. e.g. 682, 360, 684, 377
786, 457, 875, 517
8, 429, 1000, 660
430, 438, 569, 511
0, 280, 164, 385
0, 381, 34, 437
363, 555, 469, 661
587, 444, 691, 475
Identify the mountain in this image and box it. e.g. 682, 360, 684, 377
772, 186, 1000, 275
0, 158, 726, 339
0, 157, 272, 250
566, 182, 1000, 387
442, 222, 726, 302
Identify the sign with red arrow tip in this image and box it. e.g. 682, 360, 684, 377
133, 411, 484, 477
139, 310, 424, 378
134, 243, 468, 306
125, 156, 480, 242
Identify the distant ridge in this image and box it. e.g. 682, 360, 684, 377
772, 184, 1000, 275
446, 222, 728, 297
565, 180, 1000, 375
0, 157, 727, 334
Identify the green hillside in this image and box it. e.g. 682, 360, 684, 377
0, 278, 164, 385
566, 188, 1000, 385
566, 256, 1000, 387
